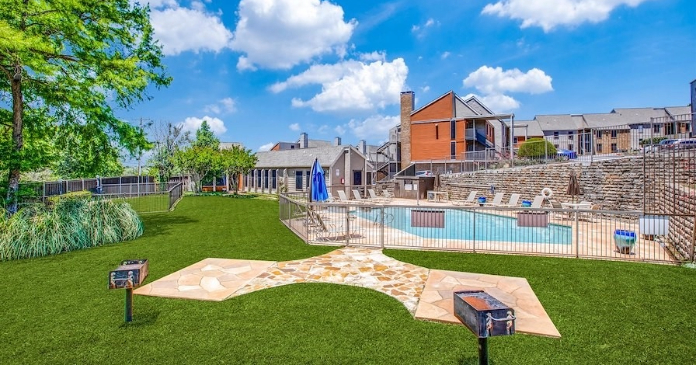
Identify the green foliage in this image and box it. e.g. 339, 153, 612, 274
174, 146, 223, 192
518, 138, 557, 158
220, 145, 258, 193
639, 136, 667, 146
191, 121, 220, 149
0, 195, 143, 261
1, 0, 171, 212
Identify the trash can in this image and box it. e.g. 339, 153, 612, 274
614, 230, 636, 254
521, 200, 531, 208
478, 197, 487, 205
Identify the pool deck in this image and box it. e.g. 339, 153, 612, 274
135, 247, 561, 338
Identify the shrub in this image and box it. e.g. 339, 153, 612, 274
0, 196, 143, 261
518, 138, 557, 158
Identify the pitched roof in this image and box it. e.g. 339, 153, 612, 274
459, 95, 494, 116
255, 146, 358, 169
665, 106, 691, 116
582, 113, 629, 129
535, 114, 586, 131
505, 120, 544, 137
610, 107, 668, 124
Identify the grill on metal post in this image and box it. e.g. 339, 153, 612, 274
453, 290, 516, 365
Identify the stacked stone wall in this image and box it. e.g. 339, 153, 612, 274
440, 155, 695, 260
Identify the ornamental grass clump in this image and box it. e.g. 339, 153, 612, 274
0, 193, 143, 261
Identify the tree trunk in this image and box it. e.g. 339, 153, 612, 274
7, 65, 24, 215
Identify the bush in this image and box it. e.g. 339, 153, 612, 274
518, 138, 557, 158
0, 195, 143, 261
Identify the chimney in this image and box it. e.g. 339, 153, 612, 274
400, 91, 414, 169
333, 137, 341, 146
299, 132, 308, 149
357, 140, 366, 155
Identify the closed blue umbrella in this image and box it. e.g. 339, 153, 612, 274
310, 158, 328, 202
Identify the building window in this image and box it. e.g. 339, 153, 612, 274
450, 120, 456, 139
306, 170, 311, 188
568, 144, 573, 151
435, 124, 439, 139
295, 171, 303, 190
611, 143, 618, 152
272, 170, 277, 189
450, 141, 456, 159
597, 144, 603, 153
568, 131, 574, 140
513, 137, 519, 144
290, 145, 294, 149
596, 130, 603, 138
554, 144, 559, 148
653, 124, 661, 133
257, 170, 262, 188
553, 131, 559, 139
611, 130, 618, 139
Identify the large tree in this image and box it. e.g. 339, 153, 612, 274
147, 121, 189, 185
0, 0, 171, 214
220, 145, 257, 194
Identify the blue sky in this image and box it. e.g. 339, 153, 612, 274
121, 0, 696, 157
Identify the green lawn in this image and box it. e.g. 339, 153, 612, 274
1, 196, 695, 364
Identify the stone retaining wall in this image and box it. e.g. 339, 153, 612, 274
440, 156, 695, 261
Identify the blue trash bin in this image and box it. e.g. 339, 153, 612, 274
478, 197, 487, 205
521, 200, 532, 208
614, 230, 636, 254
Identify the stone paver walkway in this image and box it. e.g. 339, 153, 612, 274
134, 247, 560, 338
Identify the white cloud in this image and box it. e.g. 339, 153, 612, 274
411, 18, 439, 38
203, 97, 237, 115
421, 85, 430, 93
441, 51, 451, 60
463, 66, 553, 95
258, 142, 275, 151
131, 0, 178, 9
230, 0, 357, 70
151, 7, 233, 55
359, 51, 387, 62
482, 0, 650, 32
462, 66, 553, 112
277, 58, 408, 113
317, 125, 329, 133
334, 125, 346, 135
179, 116, 227, 135
339, 115, 399, 140
465, 93, 521, 113
289, 123, 301, 131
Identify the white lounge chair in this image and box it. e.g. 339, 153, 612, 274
530, 196, 545, 209
352, 189, 370, 204
452, 191, 478, 206
486, 193, 505, 206
336, 190, 350, 203
501, 193, 520, 207
367, 188, 388, 203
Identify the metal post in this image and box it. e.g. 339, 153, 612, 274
125, 288, 133, 322
510, 114, 515, 167
478, 337, 489, 365
345, 205, 350, 247
575, 208, 580, 258
472, 210, 476, 253
691, 214, 696, 263
380, 207, 385, 249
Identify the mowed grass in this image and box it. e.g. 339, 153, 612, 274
118, 193, 170, 213
1, 196, 695, 364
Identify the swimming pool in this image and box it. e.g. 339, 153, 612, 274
358, 207, 572, 244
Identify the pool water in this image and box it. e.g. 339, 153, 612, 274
358, 207, 572, 244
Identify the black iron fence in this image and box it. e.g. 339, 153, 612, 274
279, 194, 688, 265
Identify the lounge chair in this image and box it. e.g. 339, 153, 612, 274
486, 193, 505, 206
501, 193, 520, 207
367, 188, 388, 204
336, 190, 350, 203
452, 191, 478, 206
326, 191, 336, 203
530, 196, 545, 209
549, 199, 570, 219
352, 189, 370, 204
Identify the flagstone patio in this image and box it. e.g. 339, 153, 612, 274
134, 247, 560, 338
